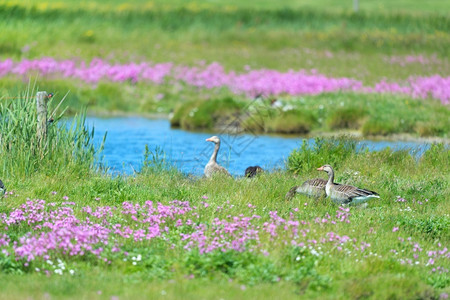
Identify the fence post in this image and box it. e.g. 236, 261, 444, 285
353, 0, 359, 12
36, 91, 49, 148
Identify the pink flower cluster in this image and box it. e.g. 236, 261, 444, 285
0, 198, 370, 263
1, 58, 449, 104
0, 196, 447, 277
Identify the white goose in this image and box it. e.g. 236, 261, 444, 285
317, 164, 379, 205
204, 136, 231, 178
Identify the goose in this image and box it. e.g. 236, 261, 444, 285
317, 164, 379, 205
245, 166, 263, 178
285, 178, 328, 200
204, 136, 231, 178
0, 179, 5, 197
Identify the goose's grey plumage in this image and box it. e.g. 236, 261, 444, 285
0, 179, 5, 197
285, 178, 328, 200
245, 166, 263, 178
204, 136, 231, 178
317, 164, 379, 205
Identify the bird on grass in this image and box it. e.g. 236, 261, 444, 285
204, 136, 231, 178
285, 177, 328, 200
317, 164, 379, 205
244, 166, 264, 178
0, 179, 6, 197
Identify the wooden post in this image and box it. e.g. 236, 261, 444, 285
353, 0, 359, 12
36, 91, 49, 148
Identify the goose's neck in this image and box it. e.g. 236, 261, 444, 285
327, 169, 334, 185
209, 142, 220, 163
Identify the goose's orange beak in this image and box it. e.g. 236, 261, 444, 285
206, 138, 212, 142
317, 166, 324, 171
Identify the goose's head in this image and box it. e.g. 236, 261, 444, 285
317, 164, 333, 174
206, 136, 220, 144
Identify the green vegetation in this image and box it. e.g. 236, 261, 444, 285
171, 97, 244, 130
0, 0, 448, 139
327, 106, 368, 130
0, 0, 449, 81
171, 94, 449, 138
0, 84, 105, 178
0, 88, 449, 299
0, 0, 449, 294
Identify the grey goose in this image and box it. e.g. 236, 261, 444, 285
204, 136, 231, 178
317, 164, 379, 205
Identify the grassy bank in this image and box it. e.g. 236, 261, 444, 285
0, 89, 449, 299
171, 94, 449, 138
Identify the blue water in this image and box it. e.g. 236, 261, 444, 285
85, 117, 429, 176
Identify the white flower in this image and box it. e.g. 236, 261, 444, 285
69, 269, 75, 275
55, 269, 63, 275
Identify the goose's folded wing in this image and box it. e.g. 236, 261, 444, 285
333, 184, 379, 200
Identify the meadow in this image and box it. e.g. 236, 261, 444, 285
0, 1, 449, 299
0, 88, 449, 299
0, 0, 449, 137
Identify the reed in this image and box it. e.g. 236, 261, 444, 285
0, 83, 105, 179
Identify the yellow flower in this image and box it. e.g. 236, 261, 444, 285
117, 3, 131, 12
84, 30, 94, 37
37, 2, 48, 11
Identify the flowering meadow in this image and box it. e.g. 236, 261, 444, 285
1, 0, 449, 298
0, 127, 449, 298
1, 194, 448, 275
0, 160, 449, 299
1, 58, 449, 105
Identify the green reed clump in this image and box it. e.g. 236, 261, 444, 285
0, 86, 105, 179
287, 137, 358, 174
140, 144, 180, 176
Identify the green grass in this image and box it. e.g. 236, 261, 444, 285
0, 83, 105, 179
171, 93, 449, 138
1, 1, 449, 72
0, 92, 449, 299
0, 142, 448, 299
170, 97, 244, 130
0, 0, 449, 137
0, 0, 449, 293
10, 0, 450, 14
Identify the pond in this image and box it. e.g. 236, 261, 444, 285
85, 117, 429, 176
